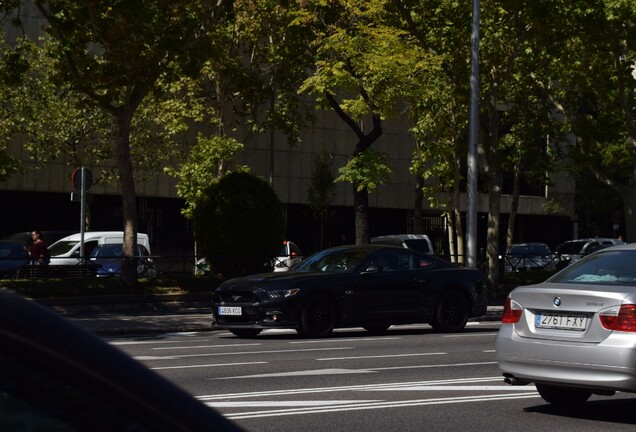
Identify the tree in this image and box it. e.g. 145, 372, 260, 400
394, 0, 471, 264
2, 37, 113, 170
0, 36, 38, 181
17, 0, 232, 286
192, 171, 285, 278
298, 0, 437, 244
537, 0, 636, 241
395, 0, 560, 289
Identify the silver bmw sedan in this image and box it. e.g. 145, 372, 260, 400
496, 242, 636, 406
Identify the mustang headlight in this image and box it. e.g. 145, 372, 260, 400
266, 288, 300, 299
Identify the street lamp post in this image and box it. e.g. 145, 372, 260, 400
467, 0, 480, 268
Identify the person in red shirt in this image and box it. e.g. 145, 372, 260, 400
29, 230, 50, 265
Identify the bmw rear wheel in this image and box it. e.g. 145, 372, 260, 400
431, 289, 469, 332
536, 384, 592, 406
298, 295, 336, 338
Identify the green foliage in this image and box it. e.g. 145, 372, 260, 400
165, 134, 246, 219
336, 149, 391, 192
3, 37, 114, 170
299, 0, 438, 121
193, 171, 285, 278
230, 0, 316, 145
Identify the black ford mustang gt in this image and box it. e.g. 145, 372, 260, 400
212, 245, 487, 338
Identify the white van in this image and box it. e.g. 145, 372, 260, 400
370, 234, 435, 254
48, 232, 151, 265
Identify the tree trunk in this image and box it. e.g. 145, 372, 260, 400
486, 171, 503, 292
324, 93, 381, 246
480, 91, 504, 292
354, 187, 369, 245
453, 152, 464, 264
115, 109, 139, 289
506, 159, 521, 247
619, 184, 636, 242
413, 176, 424, 234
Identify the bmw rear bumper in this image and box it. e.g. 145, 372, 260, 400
495, 325, 636, 392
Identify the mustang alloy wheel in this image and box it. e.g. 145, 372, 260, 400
431, 289, 469, 332
298, 295, 336, 338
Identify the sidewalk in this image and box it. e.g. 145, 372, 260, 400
36, 294, 503, 336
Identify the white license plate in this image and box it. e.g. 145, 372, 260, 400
536, 312, 587, 331
218, 306, 242, 316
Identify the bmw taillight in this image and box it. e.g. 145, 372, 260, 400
501, 296, 522, 324
599, 304, 636, 332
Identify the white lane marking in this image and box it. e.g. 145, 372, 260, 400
289, 337, 401, 344
211, 361, 498, 380
152, 343, 261, 350
208, 384, 537, 408
219, 393, 539, 419
483, 349, 496, 353
110, 338, 212, 346
317, 352, 446, 361
361, 385, 536, 391
134, 346, 352, 361
199, 376, 505, 399
371, 361, 498, 371
211, 400, 380, 408
217, 368, 376, 379
150, 361, 268, 370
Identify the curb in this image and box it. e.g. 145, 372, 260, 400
36, 292, 213, 315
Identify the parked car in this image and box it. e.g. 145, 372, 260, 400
501, 242, 556, 272
0, 290, 245, 432
212, 244, 487, 338
555, 237, 625, 268
0, 241, 29, 278
89, 244, 157, 278
194, 240, 302, 276
3, 230, 76, 248
496, 242, 636, 406
371, 234, 435, 254
271, 240, 303, 272
48, 232, 151, 265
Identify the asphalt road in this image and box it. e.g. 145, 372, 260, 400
101, 322, 636, 432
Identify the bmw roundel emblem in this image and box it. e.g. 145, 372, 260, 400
553, 297, 561, 307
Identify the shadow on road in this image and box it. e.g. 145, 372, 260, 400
217, 324, 501, 341
525, 397, 636, 425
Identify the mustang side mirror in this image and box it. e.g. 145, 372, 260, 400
363, 265, 380, 273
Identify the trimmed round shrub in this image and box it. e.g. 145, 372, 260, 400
193, 171, 285, 278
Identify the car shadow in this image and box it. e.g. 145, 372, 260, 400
218, 325, 500, 340
525, 397, 636, 425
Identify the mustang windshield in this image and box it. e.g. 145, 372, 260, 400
549, 250, 636, 285
293, 248, 370, 273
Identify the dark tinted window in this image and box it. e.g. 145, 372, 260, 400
556, 241, 586, 255
550, 250, 636, 285
508, 244, 551, 255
